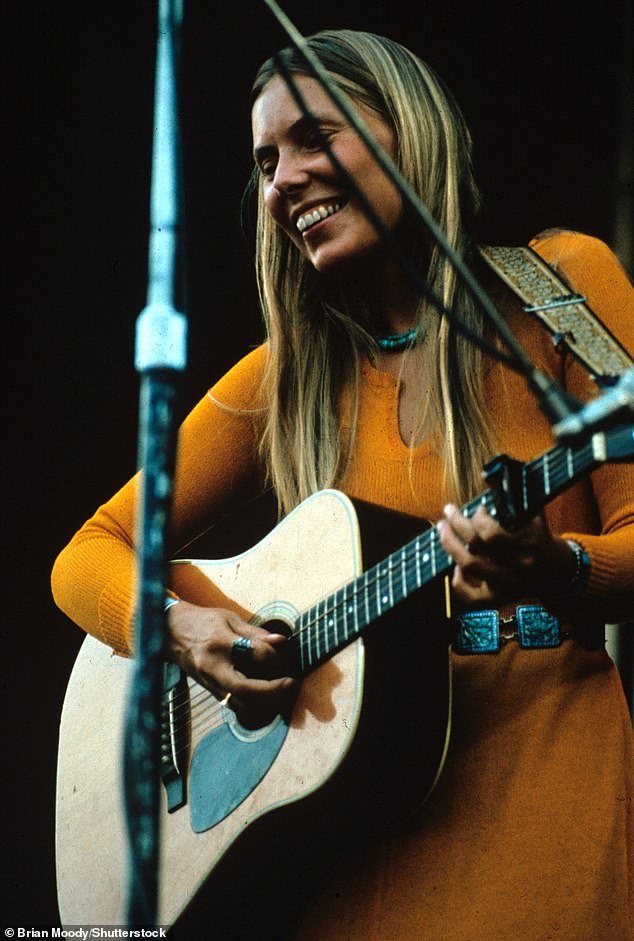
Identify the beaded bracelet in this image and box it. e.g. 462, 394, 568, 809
565, 539, 590, 595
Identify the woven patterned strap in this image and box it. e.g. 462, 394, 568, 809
480, 244, 633, 381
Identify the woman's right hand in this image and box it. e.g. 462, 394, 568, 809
166, 600, 297, 728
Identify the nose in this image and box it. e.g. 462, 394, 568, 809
271, 148, 310, 197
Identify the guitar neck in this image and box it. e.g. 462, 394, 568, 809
294, 434, 602, 673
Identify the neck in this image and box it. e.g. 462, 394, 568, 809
350, 263, 421, 334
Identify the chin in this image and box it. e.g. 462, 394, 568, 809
308, 242, 386, 279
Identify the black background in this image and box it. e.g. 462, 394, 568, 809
5, 0, 632, 927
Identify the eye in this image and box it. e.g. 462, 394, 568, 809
255, 153, 278, 181
259, 160, 276, 180
304, 126, 332, 151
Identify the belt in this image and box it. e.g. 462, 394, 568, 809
454, 605, 573, 655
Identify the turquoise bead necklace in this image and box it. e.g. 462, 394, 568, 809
373, 327, 419, 351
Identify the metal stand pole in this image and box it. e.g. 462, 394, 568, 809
123, 0, 186, 926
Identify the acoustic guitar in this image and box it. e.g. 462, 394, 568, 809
55, 424, 634, 938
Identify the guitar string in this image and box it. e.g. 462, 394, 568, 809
168, 447, 582, 702
159, 507, 443, 731
165, 445, 596, 762
286, 442, 590, 657
159, 692, 223, 769
162, 689, 226, 751
163, 448, 574, 717
161, 489, 551, 755
161, 443, 593, 754
167, 683, 225, 727
164, 442, 584, 720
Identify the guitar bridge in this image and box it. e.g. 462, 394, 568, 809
160, 662, 190, 812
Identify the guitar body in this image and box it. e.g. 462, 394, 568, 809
56, 424, 634, 937
56, 490, 452, 938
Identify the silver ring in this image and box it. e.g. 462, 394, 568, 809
231, 636, 254, 662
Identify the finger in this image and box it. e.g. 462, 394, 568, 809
437, 518, 474, 566
230, 677, 297, 730
469, 504, 504, 542
219, 675, 297, 728
438, 519, 509, 595
229, 633, 255, 654
441, 505, 494, 558
211, 653, 296, 697
227, 635, 295, 684
442, 504, 475, 548
226, 614, 290, 649
451, 568, 496, 605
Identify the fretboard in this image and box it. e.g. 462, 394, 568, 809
294, 435, 599, 673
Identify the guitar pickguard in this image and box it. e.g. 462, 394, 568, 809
189, 710, 288, 833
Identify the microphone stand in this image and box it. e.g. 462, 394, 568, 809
123, 0, 186, 926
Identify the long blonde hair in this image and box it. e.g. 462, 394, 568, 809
247, 29, 495, 514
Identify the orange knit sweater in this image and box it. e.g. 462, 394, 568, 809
52, 231, 634, 939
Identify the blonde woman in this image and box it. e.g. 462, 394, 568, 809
53, 30, 634, 940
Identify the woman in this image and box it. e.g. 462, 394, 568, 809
52, 29, 634, 940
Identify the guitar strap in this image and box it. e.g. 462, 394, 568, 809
479, 244, 634, 384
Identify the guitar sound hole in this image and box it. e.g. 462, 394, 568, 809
263, 617, 293, 639
257, 618, 301, 681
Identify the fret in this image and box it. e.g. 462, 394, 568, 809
325, 602, 336, 654
340, 584, 348, 645
521, 466, 528, 513
415, 536, 422, 586
376, 566, 387, 615
524, 460, 540, 511
551, 454, 568, 493
386, 558, 394, 608
422, 548, 430, 582
375, 568, 382, 615
317, 606, 325, 659
400, 547, 408, 598
290, 430, 621, 675
316, 601, 324, 662
363, 571, 371, 626
299, 610, 310, 671
351, 587, 359, 638
332, 588, 342, 648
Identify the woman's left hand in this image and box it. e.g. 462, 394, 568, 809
437, 503, 576, 610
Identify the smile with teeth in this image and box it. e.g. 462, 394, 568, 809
296, 202, 343, 233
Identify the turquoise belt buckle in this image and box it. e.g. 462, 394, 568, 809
454, 610, 499, 654
516, 605, 561, 648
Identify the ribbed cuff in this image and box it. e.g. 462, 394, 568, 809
97, 578, 134, 656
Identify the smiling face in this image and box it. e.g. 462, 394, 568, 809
251, 73, 402, 278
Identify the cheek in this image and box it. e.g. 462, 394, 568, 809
262, 188, 304, 252
263, 186, 293, 235
262, 184, 280, 222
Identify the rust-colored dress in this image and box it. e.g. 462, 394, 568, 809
52, 231, 634, 939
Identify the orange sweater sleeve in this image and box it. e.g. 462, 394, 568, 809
51, 344, 269, 655
530, 231, 634, 621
